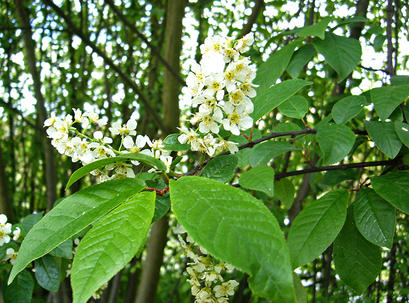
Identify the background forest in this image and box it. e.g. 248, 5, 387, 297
1, 0, 409, 302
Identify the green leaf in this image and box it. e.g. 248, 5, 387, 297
34, 255, 61, 291
254, 40, 299, 88
319, 169, 358, 187
200, 155, 238, 183
252, 79, 312, 121
49, 240, 73, 259
72, 191, 155, 303
353, 188, 395, 248
21, 212, 43, 236
371, 171, 409, 214
9, 178, 145, 284
297, 17, 332, 40
293, 274, 308, 303
331, 95, 366, 124
163, 134, 190, 151
391, 75, 409, 86
152, 193, 170, 223
313, 32, 362, 81
371, 85, 409, 120
288, 190, 348, 268
66, 153, 166, 189
394, 121, 409, 148
331, 16, 368, 30
287, 44, 316, 79
3, 270, 34, 303
278, 95, 309, 119
373, 35, 386, 52
249, 141, 299, 167
274, 178, 295, 209
170, 176, 296, 303
239, 166, 275, 197
317, 124, 355, 165
365, 121, 401, 158
334, 211, 382, 294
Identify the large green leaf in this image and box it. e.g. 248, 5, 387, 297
287, 44, 316, 78
239, 166, 275, 197
391, 75, 409, 86
34, 255, 61, 292
3, 270, 34, 303
249, 141, 299, 167
9, 178, 145, 284
317, 124, 355, 165
274, 178, 295, 209
49, 240, 73, 259
370, 85, 409, 120
331, 95, 366, 124
278, 95, 309, 119
254, 41, 299, 89
365, 121, 401, 158
252, 79, 312, 121
371, 171, 409, 214
287, 190, 348, 268
72, 191, 155, 303
66, 153, 166, 189
170, 176, 296, 303
394, 121, 409, 148
313, 32, 362, 81
200, 154, 238, 183
297, 17, 332, 40
353, 188, 395, 248
334, 211, 382, 294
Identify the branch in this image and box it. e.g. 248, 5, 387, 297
359, 64, 389, 74
185, 127, 371, 176
238, 0, 264, 39
105, 0, 186, 86
185, 128, 317, 176
275, 159, 401, 180
0, 98, 38, 129
42, 0, 167, 133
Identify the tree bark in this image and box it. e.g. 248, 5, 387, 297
0, 143, 14, 220
15, 0, 58, 211
386, 242, 397, 302
135, 1, 186, 302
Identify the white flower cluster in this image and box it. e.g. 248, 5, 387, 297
0, 214, 21, 265
179, 33, 257, 156
44, 109, 172, 182
177, 227, 238, 303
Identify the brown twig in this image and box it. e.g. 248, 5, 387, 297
275, 159, 402, 180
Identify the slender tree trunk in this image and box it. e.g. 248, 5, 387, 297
386, 242, 397, 302
135, 1, 186, 302
15, 0, 58, 211
321, 244, 333, 299
0, 143, 13, 220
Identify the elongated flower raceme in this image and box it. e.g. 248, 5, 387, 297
44, 109, 173, 182
179, 33, 257, 156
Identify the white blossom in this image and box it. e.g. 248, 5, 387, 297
6, 248, 18, 265
0, 214, 12, 246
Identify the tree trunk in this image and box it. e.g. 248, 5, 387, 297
15, 0, 58, 211
135, 1, 186, 302
0, 143, 13, 220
